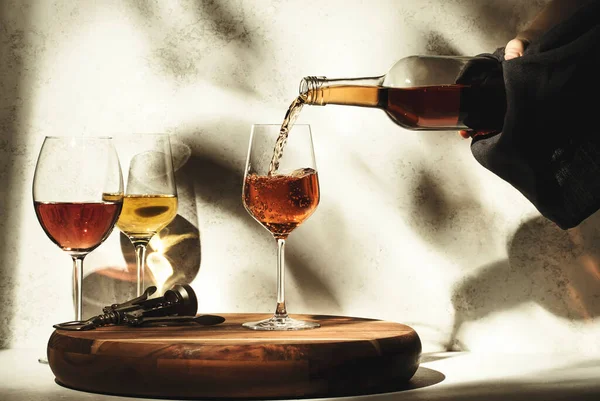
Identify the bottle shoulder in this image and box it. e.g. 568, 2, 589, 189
383, 55, 494, 88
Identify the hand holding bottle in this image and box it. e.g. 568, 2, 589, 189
459, 0, 591, 139
457, 36, 529, 139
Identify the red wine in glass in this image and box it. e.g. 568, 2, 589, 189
34, 201, 122, 252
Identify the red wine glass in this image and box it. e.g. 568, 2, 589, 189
33, 136, 123, 323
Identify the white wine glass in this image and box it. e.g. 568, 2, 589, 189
242, 124, 320, 330
116, 134, 178, 296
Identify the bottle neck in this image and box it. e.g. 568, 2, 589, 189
300, 76, 385, 107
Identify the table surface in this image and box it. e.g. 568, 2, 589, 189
1, 348, 599, 401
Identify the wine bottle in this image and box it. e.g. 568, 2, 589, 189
300, 55, 506, 131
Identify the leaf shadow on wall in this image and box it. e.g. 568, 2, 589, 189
285, 206, 346, 314
125, 0, 262, 94
455, 0, 546, 49
447, 213, 600, 350
405, 169, 498, 265
182, 141, 342, 314
82, 144, 201, 317
422, 30, 462, 56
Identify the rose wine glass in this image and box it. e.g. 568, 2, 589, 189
33, 136, 123, 324
115, 134, 178, 296
242, 124, 320, 330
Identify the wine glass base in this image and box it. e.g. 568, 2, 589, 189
242, 315, 320, 331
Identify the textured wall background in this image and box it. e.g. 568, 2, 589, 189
2, 0, 599, 354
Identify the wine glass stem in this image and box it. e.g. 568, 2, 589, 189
134, 242, 148, 297
71, 256, 84, 321
275, 238, 288, 318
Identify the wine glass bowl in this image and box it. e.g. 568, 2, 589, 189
242, 124, 320, 331
34, 201, 122, 255
32, 136, 123, 322
243, 168, 320, 239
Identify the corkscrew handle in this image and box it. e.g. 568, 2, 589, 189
103, 286, 157, 313
54, 311, 121, 331
53, 284, 199, 331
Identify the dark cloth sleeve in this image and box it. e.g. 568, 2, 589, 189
470, 0, 600, 229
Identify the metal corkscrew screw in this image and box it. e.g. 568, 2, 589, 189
54, 284, 202, 331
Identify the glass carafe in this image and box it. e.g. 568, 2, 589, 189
300, 55, 506, 132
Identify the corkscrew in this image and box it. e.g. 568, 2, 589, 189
54, 284, 223, 331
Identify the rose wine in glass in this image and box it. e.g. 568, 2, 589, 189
115, 134, 178, 296
242, 124, 320, 330
32, 136, 123, 362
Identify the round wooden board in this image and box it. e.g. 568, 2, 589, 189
48, 313, 422, 399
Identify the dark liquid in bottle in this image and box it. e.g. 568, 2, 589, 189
382, 83, 506, 130
312, 82, 505, 131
